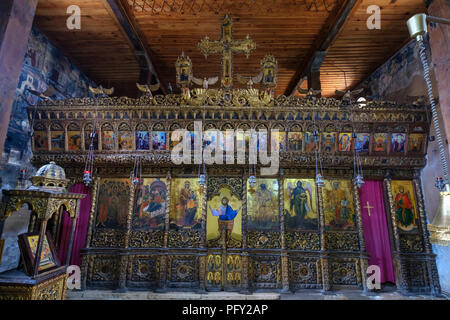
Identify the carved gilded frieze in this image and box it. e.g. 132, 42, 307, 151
399, 234, 424, 253
90, 229, 126, 248
247, 231, 281, 249
249, 256, 281, 288
168, 230, 202, 248
128, 256, 160, 283
325, 232, 360, 252
285, 232, 320, 251
329, 261, 358, 286
129, 230, 164, 248
289, 257, 320, 286
168, 256, 198, 283
89, 256, 120, 283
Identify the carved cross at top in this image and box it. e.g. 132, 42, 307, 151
197, 15, 256, 89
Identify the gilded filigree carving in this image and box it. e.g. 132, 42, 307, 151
285, 232, 320, 251
325, 232, 360, 251
129, 230, 164, 248
90, 229, 126, 247
168, 230, 202, 248
247, 231, 281, 248
330, 261, 358, 286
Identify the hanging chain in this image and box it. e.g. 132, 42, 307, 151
418, 39, 449, 188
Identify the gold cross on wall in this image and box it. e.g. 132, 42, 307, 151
363, 201, 374, 217
197, 15, 256, 89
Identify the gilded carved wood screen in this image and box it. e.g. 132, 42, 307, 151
28, 93, 440, 294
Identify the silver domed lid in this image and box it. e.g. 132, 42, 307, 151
35, 161, 66, 180
30, 161, 69, 192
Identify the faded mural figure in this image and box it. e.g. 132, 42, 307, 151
210, 197, 241, 240
177, 181, 199, 228
247, 180, 279, 231
253, 184, 274, 223
394, 186, 415, 228
96, 180, 130, 229
324, 180, 354, 230
96, 196, 108, 228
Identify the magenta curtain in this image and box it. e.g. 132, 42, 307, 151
359, 180, 395, 283
58, 184, 91, 266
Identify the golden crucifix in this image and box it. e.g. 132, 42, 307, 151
363, 201, 374, 217
197, 15, 256, 89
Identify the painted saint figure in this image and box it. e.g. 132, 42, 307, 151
254, 184, 274, 223
209, 197, 241, 239
177, 181, 199, 228
289, 181, 312, 225
394, 186, 415, 227
324, 181, 354, 229
339, 133, 351, 152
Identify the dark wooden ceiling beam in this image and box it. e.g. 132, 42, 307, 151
284, 0, 360, 96
103, 0, 165, 93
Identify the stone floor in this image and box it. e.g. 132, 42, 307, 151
67, 289, 448, 300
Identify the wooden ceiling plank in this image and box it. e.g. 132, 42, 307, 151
103, 0, 165, 92
284, 0, 361, 96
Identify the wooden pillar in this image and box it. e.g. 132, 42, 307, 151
81, 126, 86, 151
157, 170, 171, 292
240, 173, 250, 294
352, 180, 369, 292
116, 180, 135, 291
198, 176, 207, 293
279, 173, 289, 292
318, 184, 331, 292
413, 178, 442, 295
383, 178, 407, 293
307, 71, 322, 93
0, 0, 38, 153
81, 178, 100, 290
65, 200, 81, 266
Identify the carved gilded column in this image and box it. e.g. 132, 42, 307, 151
47, 125, 52, 151
116, 180, 135, 291
113, 124, 119, 151
132, 127, 136, 150
198, 176, 207, 293
318, 184, 331, 292
279, 173, 289, 292
383, 178, 407, 293
81, 125, 85, 151
352, 179, 368, 292
81, 177, 100, 290
64, 124, 68, 152
157, 170, 171, 292
98, 124, 103, 151
413, 178, 441, 295
240, 172, 250, 294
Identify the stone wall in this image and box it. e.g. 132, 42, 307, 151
0, 27, 94, 272
0, 27, 94, 192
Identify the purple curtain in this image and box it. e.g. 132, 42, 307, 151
359, 180, 395, 283
58, 184, 91, 266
